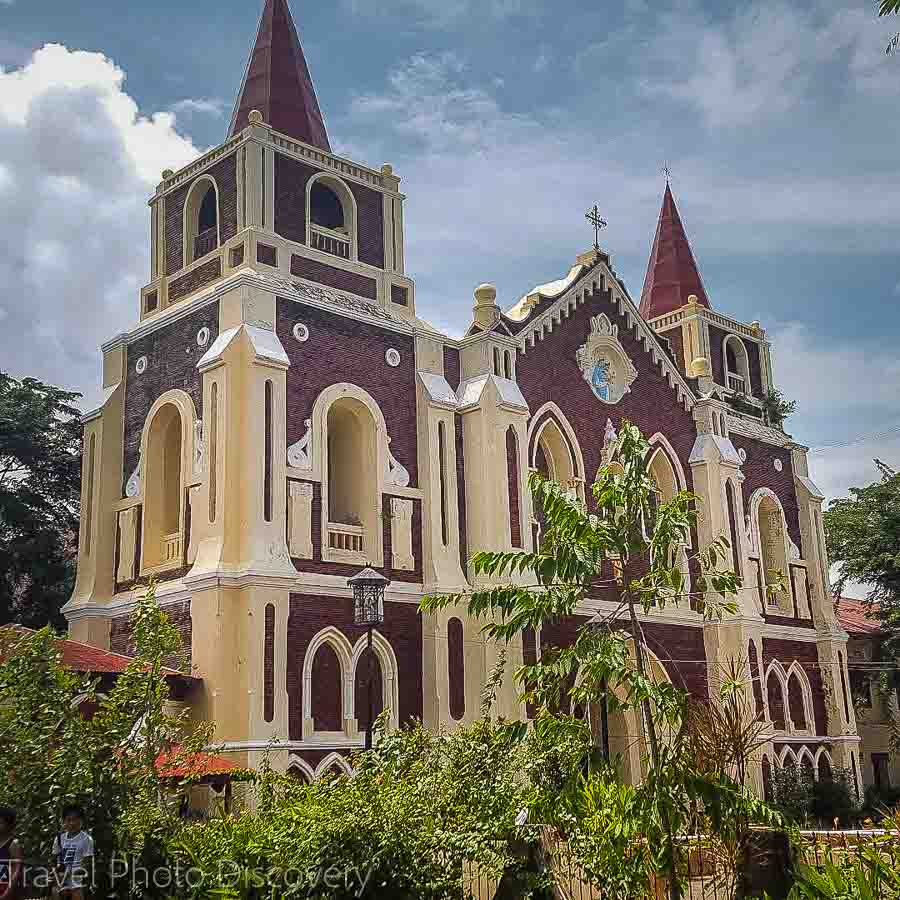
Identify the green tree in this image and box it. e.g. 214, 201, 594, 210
421, 421, 743, 897
0, 582, 211, 896
0, 371, 82, 628
824, 461, 900, 654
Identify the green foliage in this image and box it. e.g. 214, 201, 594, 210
0, 582, 211, 896
167, 714, 592, 899
770, 766, 857, 827
824, 461, 900, 655
0, 371, 83, 628
789, 813, 900, 900
762, 389, 797, 429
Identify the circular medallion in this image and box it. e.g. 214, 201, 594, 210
774, 459, 783, 472
197, 326, 210, 347
293, 322, 310, 343
385, 348, 401, 367
738, 448, 747, 463
135, 355, 148, 375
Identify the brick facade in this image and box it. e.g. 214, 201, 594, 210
165, 154, 238, 276
276, 297, 418, 484
122, 301, 220, 495
110, 598, 193, 672
286, 594, 423, 741
290, 255, 377, 300
274, 152, 385, 269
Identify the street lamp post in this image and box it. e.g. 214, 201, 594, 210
348, 566, 390, 751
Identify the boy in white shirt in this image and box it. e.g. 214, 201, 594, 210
52, 804, 93, 900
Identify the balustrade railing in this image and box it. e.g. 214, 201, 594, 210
193, 227, 218, 260
162, 532, 183, 565
310, 225, 351, 259
327, 522, 365, 556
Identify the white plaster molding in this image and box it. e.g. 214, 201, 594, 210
575, 313, 638, 404
287, 419, 313, 470
125, 451, 142, 499
385, 439, 410, 487
527, 401, 586, 481
417, 371, 458, 409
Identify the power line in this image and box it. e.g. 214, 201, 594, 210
809, 423, 900, 455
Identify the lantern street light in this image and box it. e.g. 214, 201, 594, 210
348, 566, 390, 751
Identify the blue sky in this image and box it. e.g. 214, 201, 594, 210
1, 0, 899, 555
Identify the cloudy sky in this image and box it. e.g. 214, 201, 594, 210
1, 0, 899, 572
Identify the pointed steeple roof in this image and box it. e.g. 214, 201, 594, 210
228, 0, 331, 151
638, 183, 711, 319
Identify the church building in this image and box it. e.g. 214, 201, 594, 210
65, 0, 863, 791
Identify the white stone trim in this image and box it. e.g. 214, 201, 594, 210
314, 752, 353, 778
528, 401, 586, 482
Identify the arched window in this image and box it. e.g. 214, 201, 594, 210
748, 641, 764, 716
648, 447, 678, 504
757, 495, 789, 610
493, 347, 502, 376
183, 177, 219, 265
448, 617, 465, 721
767, 669, 785, 730
725, 480, 742, 577
504, 350, 513, 379
310, 643, 343, 732
787, 672, 807, 730
817, 752, 833, 781
723, 335, 751, 395
535, 419, 578, 496
507, 427, 522, 548
310, 181, 345, 231
325, 398, 378, 562
761, 755, 773, 801
143, 403, 185, 571
354, 646, 384, 732
307, 175, 354, 260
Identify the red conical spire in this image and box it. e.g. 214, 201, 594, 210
638, 183, 711, 319
228, 0, 331, 151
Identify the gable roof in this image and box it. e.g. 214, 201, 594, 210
1, 626, 199, 680
639, 183, 711, 319
228, 0, 331, 151
836, 597, 882, 636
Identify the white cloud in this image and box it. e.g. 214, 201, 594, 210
0, 43, 201, 405
171, 97, 227, 118
639, 1, 899, 128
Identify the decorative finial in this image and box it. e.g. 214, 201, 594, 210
247, 109, 264, 125
162, 169, 174, 180
585, 204, 607, 251
687, 294, 699, 306
381, 163, 393, 176
663, 162, 671, 183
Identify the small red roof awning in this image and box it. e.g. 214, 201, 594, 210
155, 746, 237, 779
2, 626, 199, 680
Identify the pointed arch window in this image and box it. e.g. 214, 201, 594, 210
142, 403, 186, 572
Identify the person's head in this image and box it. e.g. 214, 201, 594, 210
0, 806, 15, 838
61, 803, 85, 835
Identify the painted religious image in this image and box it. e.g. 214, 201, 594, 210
591, 356, 613, 401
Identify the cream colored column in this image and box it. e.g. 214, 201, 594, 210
791, 446, 838, 631
415, 335, 468, 593
66, 343, 127, 646
191, 284, 295, 577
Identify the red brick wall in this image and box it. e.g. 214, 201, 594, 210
165, 154, 238, 276
291, 255, 377, 300
122, 302, 220, 495
515, 284, 698, 501
286, 594, 423, 741
762, 638, 827, 734
274, 153, 385, 269
729, 434, 800, 550
109, 598, 193, 672
168, 257, 222, 304
311, 642, 343, 731
276, 298, 418, 486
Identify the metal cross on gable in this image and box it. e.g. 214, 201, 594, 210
585, 204, 607, 250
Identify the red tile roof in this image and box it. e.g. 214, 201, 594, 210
155, 746, 237, 779
1, 626, 198, 679
836, 596, 882, 635
228, 0, 331, 151
639, 183, 711, 320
